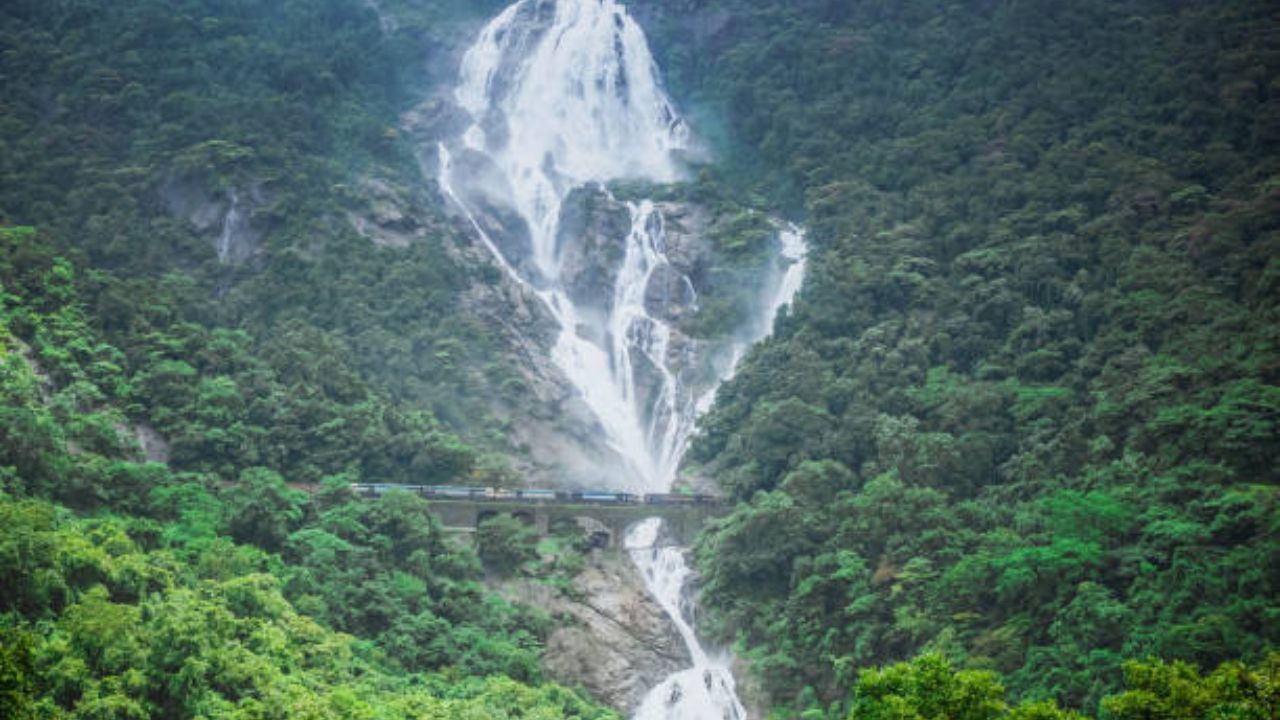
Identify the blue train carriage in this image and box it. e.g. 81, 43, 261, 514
425, 485, 484, 499
517, 488, 558, 502
351, 483, 439, 498
575, 490, 638, 504
350, 483, 400, 498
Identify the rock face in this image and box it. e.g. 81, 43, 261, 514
133, 424, 170, 464
730, 652, 773, 720
457, 265, 634, 488
555, 187, 717, 371
502, 553, 691, 712
345, 176, 430, 249
556, 189, 714, 328
648, 201, 713, 324
557, 185, 630, 314
158, 176, 267, 264
331, 159, 637, 489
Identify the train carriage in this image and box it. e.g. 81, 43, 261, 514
347, 484, 717, 507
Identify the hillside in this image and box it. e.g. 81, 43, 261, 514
1, 0, 1278, 718
0, 0, 610, 716
643, 0, 1280, 715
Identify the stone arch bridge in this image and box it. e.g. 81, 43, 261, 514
346, 485, 730, 554
426, 497, 727, 555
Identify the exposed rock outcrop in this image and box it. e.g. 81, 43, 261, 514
344, 175, 438, 248
158, 176, 267, 264
340, 161, 634, 488
133, 424, 170, 464
501, 553, 691, 712
557, 185, 631, 313
648, 201, 714, 324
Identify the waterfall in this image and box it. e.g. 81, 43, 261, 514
453, 0, 688, 280
440, 1, 807, 716
444, 0, 700, 491
627, 519, 745, 720
217, 190, 245, 264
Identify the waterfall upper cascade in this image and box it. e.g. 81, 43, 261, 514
441, 0, 805, 492
443, 0, 702, 490
439, 1, 807, 717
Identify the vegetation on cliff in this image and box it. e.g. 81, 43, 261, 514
0, 0, 527, 474
0, 224, 615, 717
0, 0, 605, 714
1, 0, 1277, 718
652, 0, 1280, 716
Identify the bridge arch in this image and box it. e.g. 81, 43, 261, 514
477, 509, 541, 532
553, 515, 615, 551
377, 491, 728, 556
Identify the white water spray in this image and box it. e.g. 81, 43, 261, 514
217, 190, 245, 264
454, 0, 688, 278
440, 1, 807, 716
627, 518, 745, 720
445, 0, 703, 490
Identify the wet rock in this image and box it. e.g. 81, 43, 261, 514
449, 221, 635, 488
647, 201, 713, 323
557, 185, 630, 311
158, 176, 267, 263
655, 202, 714, 275
500, 553, 691, 712
401, 96, 472, 144
159, 176, 225, 233
438, 145, 542, 281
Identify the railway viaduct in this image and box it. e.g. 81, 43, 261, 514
424, 497, 729, 554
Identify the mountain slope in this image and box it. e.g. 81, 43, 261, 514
636, 0, 1280, 715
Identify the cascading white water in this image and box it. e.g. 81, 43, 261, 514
217, 190, 244, 264
445, 0, 699, 491
454, 0, 688, 279
439, 1, 807, 716
626, 518, 745, 720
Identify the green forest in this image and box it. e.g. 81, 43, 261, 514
1, 0, 1278, 718
660, 0, 1280, 716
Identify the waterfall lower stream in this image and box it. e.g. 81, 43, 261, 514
627, 518, 745, 720
438, 1, 806, 716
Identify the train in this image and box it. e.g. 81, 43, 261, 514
348, 483, 718, 505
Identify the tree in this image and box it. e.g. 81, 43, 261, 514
476, 514, 538, 575
849, 653, 1083, 720
0, 626, 37, 720
221, 467, 305, 551
850, 653, 1007, 720
1102, 654, 1280, 720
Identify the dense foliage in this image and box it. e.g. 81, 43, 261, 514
841, 651, 1279, 720
3, 0, 1278, 717
0, 495, 613, 719
0, 0, 638, 713
653, 0, 1280, 716
0, 0, 524, 469
0, 224, 614, 717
